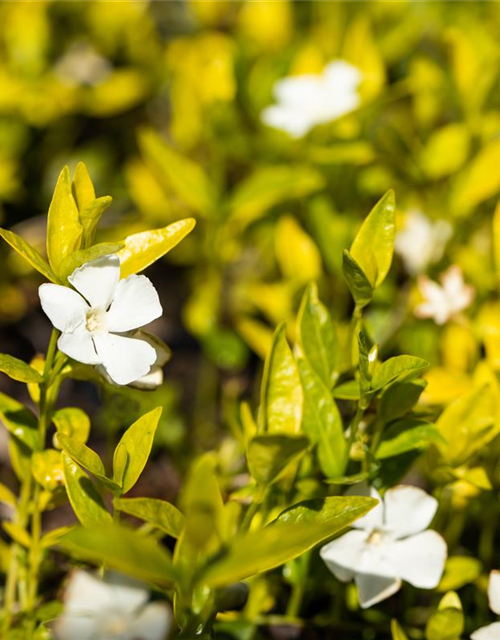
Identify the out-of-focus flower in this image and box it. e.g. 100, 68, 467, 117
52, 569, 171, 640
261, 60, 362, 138
395, 210, 452, 275
320, 484, 447, 609
471, 571, 500, 640
39, 255, 162, 386
54, 42, 112, 87
415, 265, 474, 325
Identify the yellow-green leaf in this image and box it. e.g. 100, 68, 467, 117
0, 354, 43, 384
72, 161, 96, 210
391, 620, 409, 640
32, 449, 64, 491
52, 407, 91, 444
275, 217, 321, 285
0, 391, 38, 450
0, 227, 58, 283
247, 434, 309, 485
118, 219, 196, 278
58, 243, 123, 281
62, 454, 112, 527
342, 250, 373, 309
114, 497, 185, 539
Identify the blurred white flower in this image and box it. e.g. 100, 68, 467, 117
261, 60, 362, 138
415, 265, 474, 325
471, 570, 500, 640
320, 484, 447, 609
39, 255, 162, 386
52, 569, 171, 640
55, 42, 112, 87
395, 210, 452, 275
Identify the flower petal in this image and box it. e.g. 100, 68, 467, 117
489, 570, 500, 615
388, 530, 447, 589
104, 571, 150, 612
384, 485, 438, 538
129, 603, 172, 640
52, 614, 96, 640
105, 275, 162, 333
62, 570, 116, 614
93, 332, 156, 386
355, 573, 401, 609
58, 325, 101, 366
346, 483, 383, 531
39, 284, 88, 333
471, 623, 500, 640
320, 530, 367, 581
68, 254, 120, 310
261, 105, 314, 138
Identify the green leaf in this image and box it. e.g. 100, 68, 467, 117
247, 434, 309, 485
0, 391, 38, 450
357, 329, 372, 409
3, 522, 31, 548
79, 196, 113, 246
118, 219, 196, 279
113, 407, 162, 494
0, 354, 43, 384
379, 380, 426, 423
425, 592, 464, 640
72, 162, 95, 207
259, 323, 303, 434
114, 497, 185, 539
199, 496, 377, 588
58, 524, 177, 588
350, 190, 396, 288
298, 359, 346, 478
46, 166, 83, 275
376, 419, 445, 459
230, 165, 324, 227
0, 481, 16, 507
297, 283, 337, 387
62, 454, 112, 527
32, 449, 64, 490
52, 407, 91, 444
139, 128, 217, 216
438, 556, 482, 592
58, 243, 123, 281
342, 250, 373, 309
371, 355, 429, 391
332, 379, 360, 400
58, 433, 119, 492
391, 620, 409, 640
0, 227, 58, 283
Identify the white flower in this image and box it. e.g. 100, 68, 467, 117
471, 571, 500, 640
320, 484, 447, 609
261, 60, 362, 138
52, 569, 171, 640
395, 210, 452, 275
55, 42, 112, 87
414, 265, 474, 325
39, 255, 162, 386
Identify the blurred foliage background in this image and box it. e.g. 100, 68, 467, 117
2, 0, 500, 491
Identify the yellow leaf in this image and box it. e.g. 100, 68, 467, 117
451, 139, 500, 215
275, 216, 322, 285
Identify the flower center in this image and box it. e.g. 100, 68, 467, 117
367, 530, 384, 546
103, 614, 128, 637
85, 308, 107, 334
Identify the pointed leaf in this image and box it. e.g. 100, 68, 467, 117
342, 250, 373, 309
379, 380, 426, 423
72, 162, 96, 210
118, 219, 196, 278
62, 454, 112, 527
391, 620, 409, 640
247, 434, 309, 485
114, 497, 185, 538
0, 227, 58, 283
59, 243, 123, 281
79, 197, 113, 247
376, 419, 445, 459
0, 354, 43, 384
0, 391, 38, 450
371, 356, 429, 391
58, 433, 119, 492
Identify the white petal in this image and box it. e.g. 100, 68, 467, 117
261, 105, 313, 138
94, 332, 156, 386
39, 284, 88, 333
63, 570, 116, 613
129, 603, 172, 640
324, 60, 363, 90
68, 254, 120, 310
52, 614, 97, 640
355, 573, 401, 609
388, 530, 447, 589
346, 483, 383, 531
489, 570, 500, 615
320, 530, 367, 581
106, 274, 162, 332
58, 325, 102, 365
105, 571, 149, 612
471, 623, 500, 640
129, 367, 164, 391
384, 485, 438, 538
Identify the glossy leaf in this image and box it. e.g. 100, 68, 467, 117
46, 166, 83, 275
62, 454, 112, 527
342, 250, 373, 309
379, 380, 426, 423
59, 243, 123, 281
298, 359, 346, 478
58, 433, 119, 492
114, 497, 185, 538
0, 354, 43, 384
376, 419, 445, 459
200, 496, 377, 588
58, 524, 176, 587
139, 128, 216, 216
350, 190, 396, 288
118, 219, 196, 278
0, 227, 58, 283
112, 407, 162, 493
52, 407, 91, 444
0, 390, 38, 450
438, 556, 482, 592
297, 283, 337, 387
259, 323, 303, 434
79, 196, 113, 246
425, 592, 464, 640
72, 161, 96, 210
247, 434, 309, 485
371, 355, 429, 391
32, 449, 64, 491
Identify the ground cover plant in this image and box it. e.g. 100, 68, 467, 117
1, 2, 500, 640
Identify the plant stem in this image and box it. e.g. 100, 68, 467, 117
240, 485, 267, 532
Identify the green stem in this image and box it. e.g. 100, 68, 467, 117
240, 485, 267, 532
286, 551, 311, 619
343, 406, 364, 472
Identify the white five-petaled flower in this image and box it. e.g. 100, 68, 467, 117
395, 210, 452, 275
320, 484, 447, 609
471, 571, 500, 640
52, 569, 171, 640
414, 265, 474, 325
261, 60, 363, 138
39, 254, 162, 386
